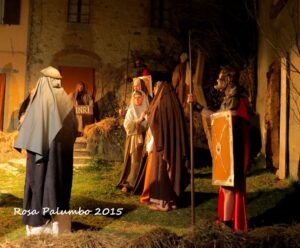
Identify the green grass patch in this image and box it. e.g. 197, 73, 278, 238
0, 156, 299, 243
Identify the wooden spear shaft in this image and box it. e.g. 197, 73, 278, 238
188, 30, 195, 225
124, 41, 130, 105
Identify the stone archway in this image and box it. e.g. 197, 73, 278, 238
52, 48, 102, 67
51, 49, 102, 97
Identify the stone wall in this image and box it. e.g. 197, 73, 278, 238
257, 0, 300, 179
27, 0, 182, 103
0, 0, 30, 131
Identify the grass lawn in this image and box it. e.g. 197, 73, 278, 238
0, 154, 299, 243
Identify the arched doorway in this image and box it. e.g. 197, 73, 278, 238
52, 49, 102, 98
59, 66, 94, 96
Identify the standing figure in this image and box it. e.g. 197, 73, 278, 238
133, 57, 151, 77
119, 77, 150, 117
124, 56, 151, 86
132, 81, 161, 201
14, 66, 78, 235
132, 78, 150, 105
189, 66, 250, 232
147, 81, 189, 211
172, 52, 191, 116
117, 90, 148, 193
215, 67, 250, 232
69, 81, 93, 135
120, 57, 151, 117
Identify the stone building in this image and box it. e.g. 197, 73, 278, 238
0, 0, 181, 131
0, 0, 30, 131
257, 0, 300, 179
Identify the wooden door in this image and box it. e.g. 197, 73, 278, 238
59, 66, 95, 97
0, 74, 6, 131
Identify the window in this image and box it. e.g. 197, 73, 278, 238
0, 0, 3, 24
68, 0, 90, 23
0, 0, 21, 25
151, 0, 171, 29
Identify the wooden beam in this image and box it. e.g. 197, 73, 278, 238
277, 57, 287, 179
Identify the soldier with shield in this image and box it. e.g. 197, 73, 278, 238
188, 66, 250, 232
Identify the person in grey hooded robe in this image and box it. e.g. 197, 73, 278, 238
14, 66, 78, 235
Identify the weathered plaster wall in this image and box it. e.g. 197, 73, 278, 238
289, 49, 300, 179
0, 0, 30, 131
258, 0, 300, 179
257, 0, 276, 153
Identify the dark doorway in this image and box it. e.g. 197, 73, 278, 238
59, 66, 95, 97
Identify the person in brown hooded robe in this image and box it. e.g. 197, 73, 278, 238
146, 81, 189, 211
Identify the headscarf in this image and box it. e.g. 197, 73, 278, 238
124, 90, 149, 155
132, 78, 150, 105
14, 76, 75, 162
124, 90, 149, 133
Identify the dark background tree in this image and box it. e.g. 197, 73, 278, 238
167, 0, 258, 109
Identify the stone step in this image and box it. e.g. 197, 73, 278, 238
73, 155, 92, 165
73, 148, 90, 157
73, 163, 90, 168
74, 141, 87, 150
75, 137, 87, 143
74, 137, 87, 142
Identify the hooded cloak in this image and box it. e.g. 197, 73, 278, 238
14, 73, 77, 227
15, 76, 75, 161
147, 82, 189, 203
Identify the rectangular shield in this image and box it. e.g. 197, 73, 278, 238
211, 110, 234, 186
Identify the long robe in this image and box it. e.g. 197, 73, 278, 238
147, 82, 189, 205
217, 86, 250, 232
117, 93, 148, 190
132, 128, 154, 199
14, 76, 77, 226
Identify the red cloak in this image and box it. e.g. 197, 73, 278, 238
217, 97, 250, 232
